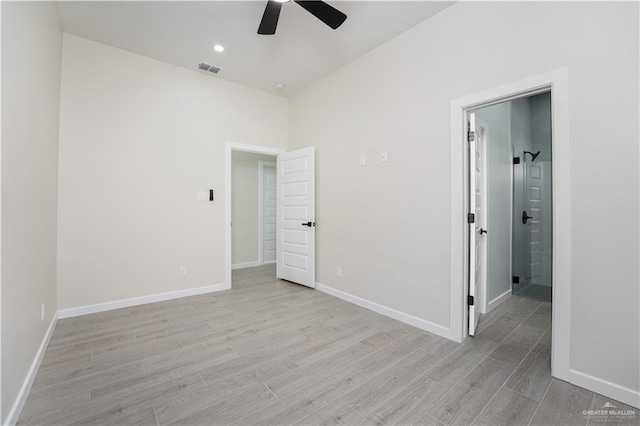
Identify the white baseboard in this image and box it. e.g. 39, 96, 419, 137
232, 261, 262, 270
315, 282, 454, 341
58, 283, 230, 319
5, 313, 58, 426
488, 289, 512, 312
566, 369, 640, 409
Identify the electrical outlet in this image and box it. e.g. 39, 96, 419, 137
336, 267, 342, 277
179, 266, 187, 277
41, 303, 45, 321
359, 155, 366, 166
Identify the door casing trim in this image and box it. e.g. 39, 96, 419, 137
449, 68, 571, 384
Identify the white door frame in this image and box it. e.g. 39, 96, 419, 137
225, 141, 285, 288
449, 68, 571, 382
258, 160, 277, 265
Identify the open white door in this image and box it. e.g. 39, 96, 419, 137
276, 147, 315, 288
468, 112, 487, 336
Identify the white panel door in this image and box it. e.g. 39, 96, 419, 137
525, 161, 544, 282
468, 112, 487, 336
263, 164, 277, 263
277, 147, 315, 287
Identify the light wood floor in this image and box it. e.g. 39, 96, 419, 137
18, 265, 635, 425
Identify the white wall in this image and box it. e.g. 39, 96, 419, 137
57, 34, 287, 310
288, 1, 639, 403
1, 1, 62, 421
232, 151, 277, 267
475, 103, 512, 307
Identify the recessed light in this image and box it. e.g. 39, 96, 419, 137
273, 0, 291, 3
214, 44, 224, 53
274, 83, 285, 91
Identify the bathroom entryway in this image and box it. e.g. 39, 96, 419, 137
510, 93, 553, 304
468, 91, 553, 333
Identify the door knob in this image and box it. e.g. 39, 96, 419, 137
301, 222, 315, 227
480, 228, 487, 235
522, 211, 533, 224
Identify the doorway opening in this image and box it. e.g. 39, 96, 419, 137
231, 151, 277, 270
449, 68, 572, 384
230, 151, 278, 285
225, 142, 284, 288
511, 93, 553, 303
224, 142, 317, 290
469, 91, 553, 338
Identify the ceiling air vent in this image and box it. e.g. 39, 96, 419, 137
198, 63, 221, 74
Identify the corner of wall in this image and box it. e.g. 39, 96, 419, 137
3, 315, 58, 426
1, 1, 63, 422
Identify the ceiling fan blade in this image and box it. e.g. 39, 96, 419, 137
258, 1, 283, 35
294, 1, 347, 30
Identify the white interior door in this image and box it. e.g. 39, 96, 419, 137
276, 147, 315, 287
525, 160, 543, 282
262, 163, 277, 263
468, 112, 487, 336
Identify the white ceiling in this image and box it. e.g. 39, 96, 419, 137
57, 1, 455, 96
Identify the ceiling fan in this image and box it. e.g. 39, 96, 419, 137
258, 0, 347, 35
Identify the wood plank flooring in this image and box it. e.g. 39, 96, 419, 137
17, 265, 635, 425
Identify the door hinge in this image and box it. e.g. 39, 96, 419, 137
467, 213, 475, 224
512, 276, 520, 284
468, 295, 475, 306
468, 130, 475, 142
